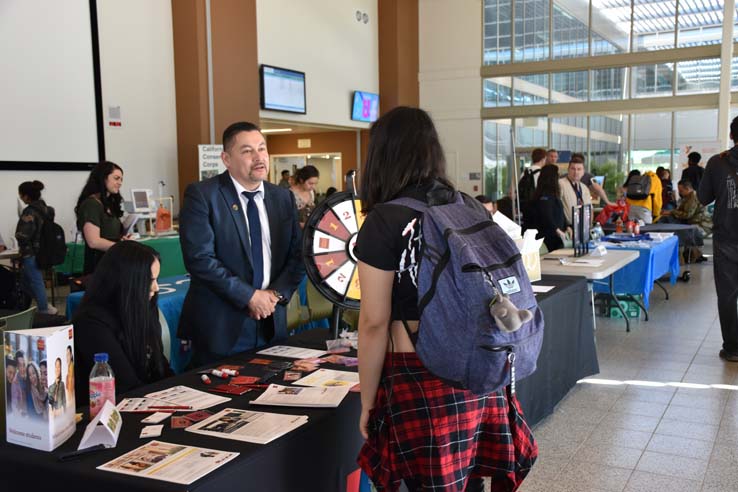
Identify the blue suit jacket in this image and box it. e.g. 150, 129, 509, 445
178, 172, 304, 356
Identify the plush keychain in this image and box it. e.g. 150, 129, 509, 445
489, 291, 533, 333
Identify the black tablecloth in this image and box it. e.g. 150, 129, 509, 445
0, 276, 598, 491
517, 275, 599, 427
602, 223, 700, 247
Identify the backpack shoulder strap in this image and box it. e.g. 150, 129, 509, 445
386, 196, 428, 211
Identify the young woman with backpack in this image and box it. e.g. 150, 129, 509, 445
355, 107, 537, 491
15, 180, 57, 314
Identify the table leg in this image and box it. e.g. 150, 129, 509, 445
625, 294, 649, 322
654, 279, 669, 300
589, 282, 597, 331
609, 273, 630, 332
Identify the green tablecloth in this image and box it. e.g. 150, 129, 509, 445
57, 236, 186, 278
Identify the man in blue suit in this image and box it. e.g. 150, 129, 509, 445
179, 121, 304, 365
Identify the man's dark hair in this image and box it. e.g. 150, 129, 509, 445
222, 122, 261, 152
531, 148, 547, 164
623, 169, 641, 187
678, 179, 694, 189
570, 152, 585, 164
15, 350, 24, 360
5, 356, 17, 368
547, 148, 558, 155
326, 187, 337, 197
360, 106, 452, 213
18, 181, 44, 202
687, 152, 701, 165
281, 170, 289, 177
474, 194, 493, 204
39, 360, 47, 369
731, 116, 738, 144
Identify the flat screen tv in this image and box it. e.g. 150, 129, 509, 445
351, 91, 379, 122
260, 65, 306, 114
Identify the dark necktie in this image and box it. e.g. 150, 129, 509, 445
242, 191, 264, 289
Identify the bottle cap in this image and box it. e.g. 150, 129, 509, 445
94, 353, 109, 363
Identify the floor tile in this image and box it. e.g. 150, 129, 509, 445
655, 418, 719, 442
635, 451, 708, 481
645, 433, 714, 460
623, 471, 702, 492
662, 404, 723, 425
584, 427, 653, 450
573, 442, 644, 469
557, 461, 633, 492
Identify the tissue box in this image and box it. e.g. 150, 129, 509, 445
521, 249, 541, 282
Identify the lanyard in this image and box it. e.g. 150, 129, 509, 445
569, 179, 583, 206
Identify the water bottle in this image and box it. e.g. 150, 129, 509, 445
89, 353, 116, 419
591, 223, 604, 244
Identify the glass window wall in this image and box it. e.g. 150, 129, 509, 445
553, 0, 590, 59
514, 0, 550, 61
632, 63, 675, 97
632, 0, 677, 52
676, 58, 721, 94
591, 0, 632, 55
552, 71, 589, 103
484, 77, 513, 107
631, 112, 672, 173
677, 0, 724, 47
591, 67, 628, 100
512, 74, 549, 105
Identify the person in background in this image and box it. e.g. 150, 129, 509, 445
65, 346, 74, 407
75, 161, 131, 275
698, 119, 738, 362
47, 357, 66, 416
278, 170, 291, 189
620, 170, 641, 198
325, 186, 337, 198
5, 357, 17, 414
355, 107, 535, 491
15, 181, 57, 314
474, 194, 496, 217
73, 241, 172, 399
626, 169, 662, 223
546, 148, 559, 166
559, 155, 592, 226
179, 121, 304, 365
26, 362, 47, 420
656, 166, 677, 211
290, 165, 320, 228
571, 152, 612, 205
661, 179, 711, 262
682, 151, 704, 191
524, 165, 569, 252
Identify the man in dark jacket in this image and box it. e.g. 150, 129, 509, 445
682, 151, 704, 192
698, 118, 738, 362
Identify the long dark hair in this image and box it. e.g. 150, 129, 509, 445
78, 241, 166, 382
294, 165, 319, 184
75, 161, 124, 218
532, 165, 561, 201
18, 181, 44, 202
360, 106, 453, 213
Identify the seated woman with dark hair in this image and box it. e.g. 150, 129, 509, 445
522, 165, 569, 252
73, 241, 172, 402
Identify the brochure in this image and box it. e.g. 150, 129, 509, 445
250, 384, 350, 408
117, 398, 181, 413
292, 368, 360, 388
78, 400, 122, 450
4, 325, 76, 451
186, 408, 308, 445
145, 386, 230, 410
256, 345, 327, 359
97, 440, 238, 485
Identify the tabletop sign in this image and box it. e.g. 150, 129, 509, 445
78, 400, 122, 450
198, 144, 225, 181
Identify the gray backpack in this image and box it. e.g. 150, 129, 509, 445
389, 193, 544, 395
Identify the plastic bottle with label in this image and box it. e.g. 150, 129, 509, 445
89, 353, 116, 419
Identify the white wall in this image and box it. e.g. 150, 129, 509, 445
256, 0, 378, 129
0, 0, 178, 245
419, 0, 483, 196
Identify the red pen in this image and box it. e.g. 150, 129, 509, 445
201, 374, 212, 385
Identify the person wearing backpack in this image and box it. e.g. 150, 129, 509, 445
514, 147, 547, 208
356, 107, 538, 492
15, 181, 57, 315
625, 170, 662, 223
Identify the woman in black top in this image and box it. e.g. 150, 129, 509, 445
355, 107, 535, 492
75, 161, 131, 274
73, 241, 172, 403
523, 165, 568, 252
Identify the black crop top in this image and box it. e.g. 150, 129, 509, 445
354, 186, 427, 321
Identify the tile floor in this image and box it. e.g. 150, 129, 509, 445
517, 243, 738, 492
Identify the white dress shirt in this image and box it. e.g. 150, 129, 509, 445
230, 175, 272, 289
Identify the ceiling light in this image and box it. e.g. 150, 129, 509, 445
261, 128, 293, 133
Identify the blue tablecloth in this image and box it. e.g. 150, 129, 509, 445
67, 274, 192, 373
592, 235, 680, 308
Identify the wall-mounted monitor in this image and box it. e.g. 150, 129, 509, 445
259, 65, 306, 114
351, 91, 379, 122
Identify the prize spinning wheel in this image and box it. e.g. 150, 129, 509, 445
302, 190, 364, 311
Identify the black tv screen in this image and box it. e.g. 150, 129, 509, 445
351, 91, 379, 122
260, 65, 306, 114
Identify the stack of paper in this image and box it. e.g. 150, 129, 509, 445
256, 345, 327, 359
145, 386, 231, 410
293, 368, 360, 388
251, 384, 350, 408
186, 408, 308, 445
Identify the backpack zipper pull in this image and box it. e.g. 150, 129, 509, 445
508, 351, 516, 395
